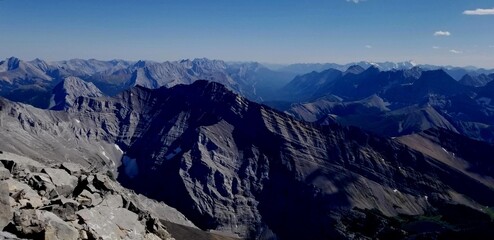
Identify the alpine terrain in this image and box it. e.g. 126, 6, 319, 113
0, 78, 493, 239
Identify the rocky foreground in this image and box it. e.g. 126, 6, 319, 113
0, 151, 235, 240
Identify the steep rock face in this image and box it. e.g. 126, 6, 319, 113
287, 95, 457, 137
64, 81, 494, 238
128, 59, 238, 92
383, 69, 471, 104
227, 62, 295, 101
279, 68, 342, 102
459, 73, 494, 87
50, 76, 104, 110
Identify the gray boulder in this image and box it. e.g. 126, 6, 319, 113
50, 197, 79, 221
12, 209, 45, 236
93, 173, 114, 192
60, 162, 84, 176
41, 168, 78, 197
75, 190, 95, 207
77, 205, 146, 239
0, 167, 10, 180
0, 181, 12, 229
41, 211, 79, 240
13, 209, 78, 240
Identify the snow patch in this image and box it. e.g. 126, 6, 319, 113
101, 151, 115, 166
122, 156, 139, 179
48, 94, 56, 109
74, 119, 80, 124
393, 189, 398, 193
114, 144, 123, 154
441, 147, 448, 153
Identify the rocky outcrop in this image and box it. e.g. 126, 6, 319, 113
0, 151, 206, 240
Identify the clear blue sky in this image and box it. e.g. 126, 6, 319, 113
0, 0, 493, 67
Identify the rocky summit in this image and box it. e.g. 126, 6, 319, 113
0, 80, 493, 239
0, 151, 239, 240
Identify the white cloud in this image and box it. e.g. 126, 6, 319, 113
463, 8, 494, 15
365, 45, 372, 49
432, 46, 440, 49
434, 31, 451, 36
449, 49, 462, 54
346, 0, 366, 3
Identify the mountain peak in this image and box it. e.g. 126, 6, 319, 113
363, 65, 380, 74
133, 60, 148, 68
4, 57, 21, 70
50, 76, 103, 110
190, 79, 233, 96
459, 73, 493, 87
403, 66, 423, 78
133, 60, 159, 68
344, 65, 365, 75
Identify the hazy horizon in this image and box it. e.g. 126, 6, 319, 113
1, 0, 493, 68
4, 56, 493, 70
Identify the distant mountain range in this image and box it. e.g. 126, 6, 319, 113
260, 65, 494, 144
2, 57, 493, 108
0, 57, 299, 106
269, 60, 494, 80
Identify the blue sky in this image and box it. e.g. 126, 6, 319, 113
0, 0, 493, 67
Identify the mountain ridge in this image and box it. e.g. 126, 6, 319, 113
1, 80, 494, 238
